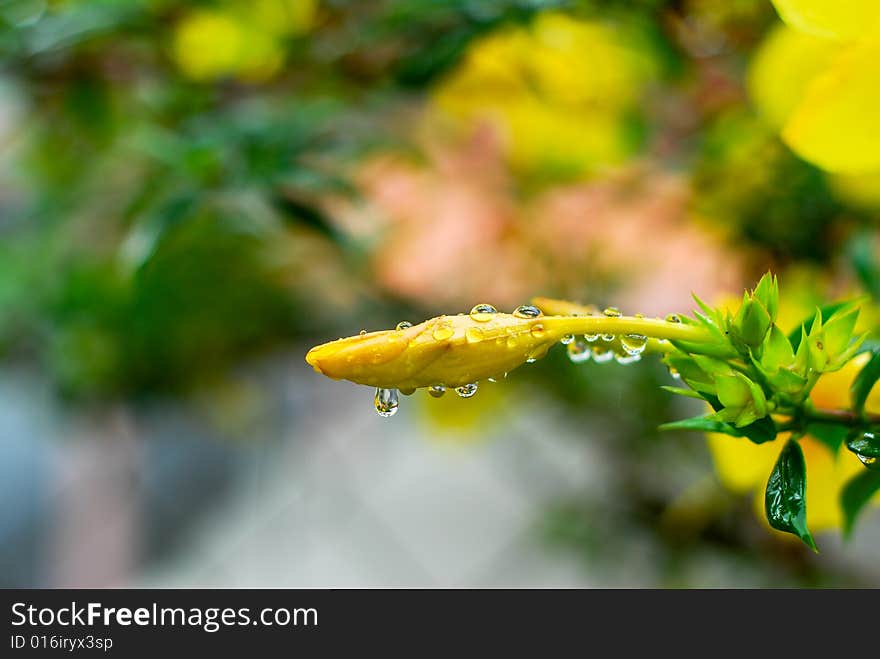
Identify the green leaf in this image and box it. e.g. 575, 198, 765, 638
823, 308, 859, 356
761, 324, 795, 370
789, 300, 857, 351
805, 422, 847, 454
659, 415, 742, 436
850, 351, 880, 415
737, 416, 777, 444
660, 414, 776, 444
840, 470, 880, 537
660, 385, 706, 400
753, 272, 778, 322
765, 439, 817, 551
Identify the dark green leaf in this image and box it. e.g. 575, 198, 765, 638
806, 422, 848, 454
765, 439, 817, 551
850, 351, 880, 415
738, 416, 777, 444
840, 470, 880, 537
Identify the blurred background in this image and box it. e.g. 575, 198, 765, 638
2, 0, 880, 588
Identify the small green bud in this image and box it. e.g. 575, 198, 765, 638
732, 293, 772, 349
752, 272, 779, 322
714, 372, 768, 427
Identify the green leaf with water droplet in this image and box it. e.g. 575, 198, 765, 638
789, 300, 856, 351
765, 439, 817, 551
840, 470, 880, 537
846, 430, 880, 458
850, 351, 880, 415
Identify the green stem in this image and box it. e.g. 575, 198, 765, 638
541, 315, 713, 344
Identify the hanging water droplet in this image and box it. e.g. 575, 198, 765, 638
592, 346, 615, 364
567, 337, 591, 363
432, 324, 455, 341
665, 313, 682, 324
470, 304, 498, 322
561, 334, 574, 345
465, 327, 484, 343
526, 358, 537, 363
396, 321, 413, 330
621, 333, 648, 356
374, 388, 399, 417
615, 353, 641, 365
455, 383, 478, 398
530, 323, 546, 338
584, 331, 599, 342
428, 384, 446, 398
513, 305, 542, 319
400, 387, 415, 396
488, 372, 508, 382
667, 366, 681, 380
858, 453, 878, 467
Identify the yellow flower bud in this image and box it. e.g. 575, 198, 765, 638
306, 307, 711, 390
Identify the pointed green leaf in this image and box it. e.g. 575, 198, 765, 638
840, 470, 880, 537
789, 300, 857, 350
762, 325, 795, 370
660, 385, 707, 400
753, 272, 778, 322
765, 439, 817, 551
659, 415, 742, 436
823, 308, 859, 357
850, 351, 880, 415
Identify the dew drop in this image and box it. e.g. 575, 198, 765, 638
470, 304, 498, 322
635, 313, 645, 319
455, 383, 478, 398
603, 307, 621, 318
360, 329, 367, 336
561, 334, 574, 345
526, 358, 537, 364
428, 384, 446, 398
858, 453, 878, 467
668, 366, 681, 380
432, 324, 455, 341
488, 373, 508, 382
567, 337, 591, 363
506, 336, 518, 349
621, 333, 648, 356
396, 321, 413, 330
530, 323, 546, 338
601, 332, 616, 343
374, 388, 399, 417
615, 353, 641, 365
466, 327, 484, 343
592, 346, 615, 364
400, 387, 415, 396
584, 331, 599, 342
665, 314, 682, 324
513, 305, 543, 319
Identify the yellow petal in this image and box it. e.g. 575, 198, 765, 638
783, 40, 880, 173
747, 24, 837, 129
771, 0, 880, 41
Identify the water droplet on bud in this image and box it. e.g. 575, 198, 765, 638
513, 305, 542, 319
466, 327, 484, 343
665, 314, 682, 324
621, 334, 647, 356
530, 323, 546, 338
396, 321, 413, 330
470, 304, 498, 322
428, 384, 446, 398
374, 388, 399, 417
455, 383, 478, 398
432, 324, 454, 341
360, 329, 367, 336
561, 334, 574, 345
615, 353, 641, 365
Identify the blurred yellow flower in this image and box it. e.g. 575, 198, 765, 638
173, 0, 316, 82
432, 12, 657, 181
749, 1, 880, 173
